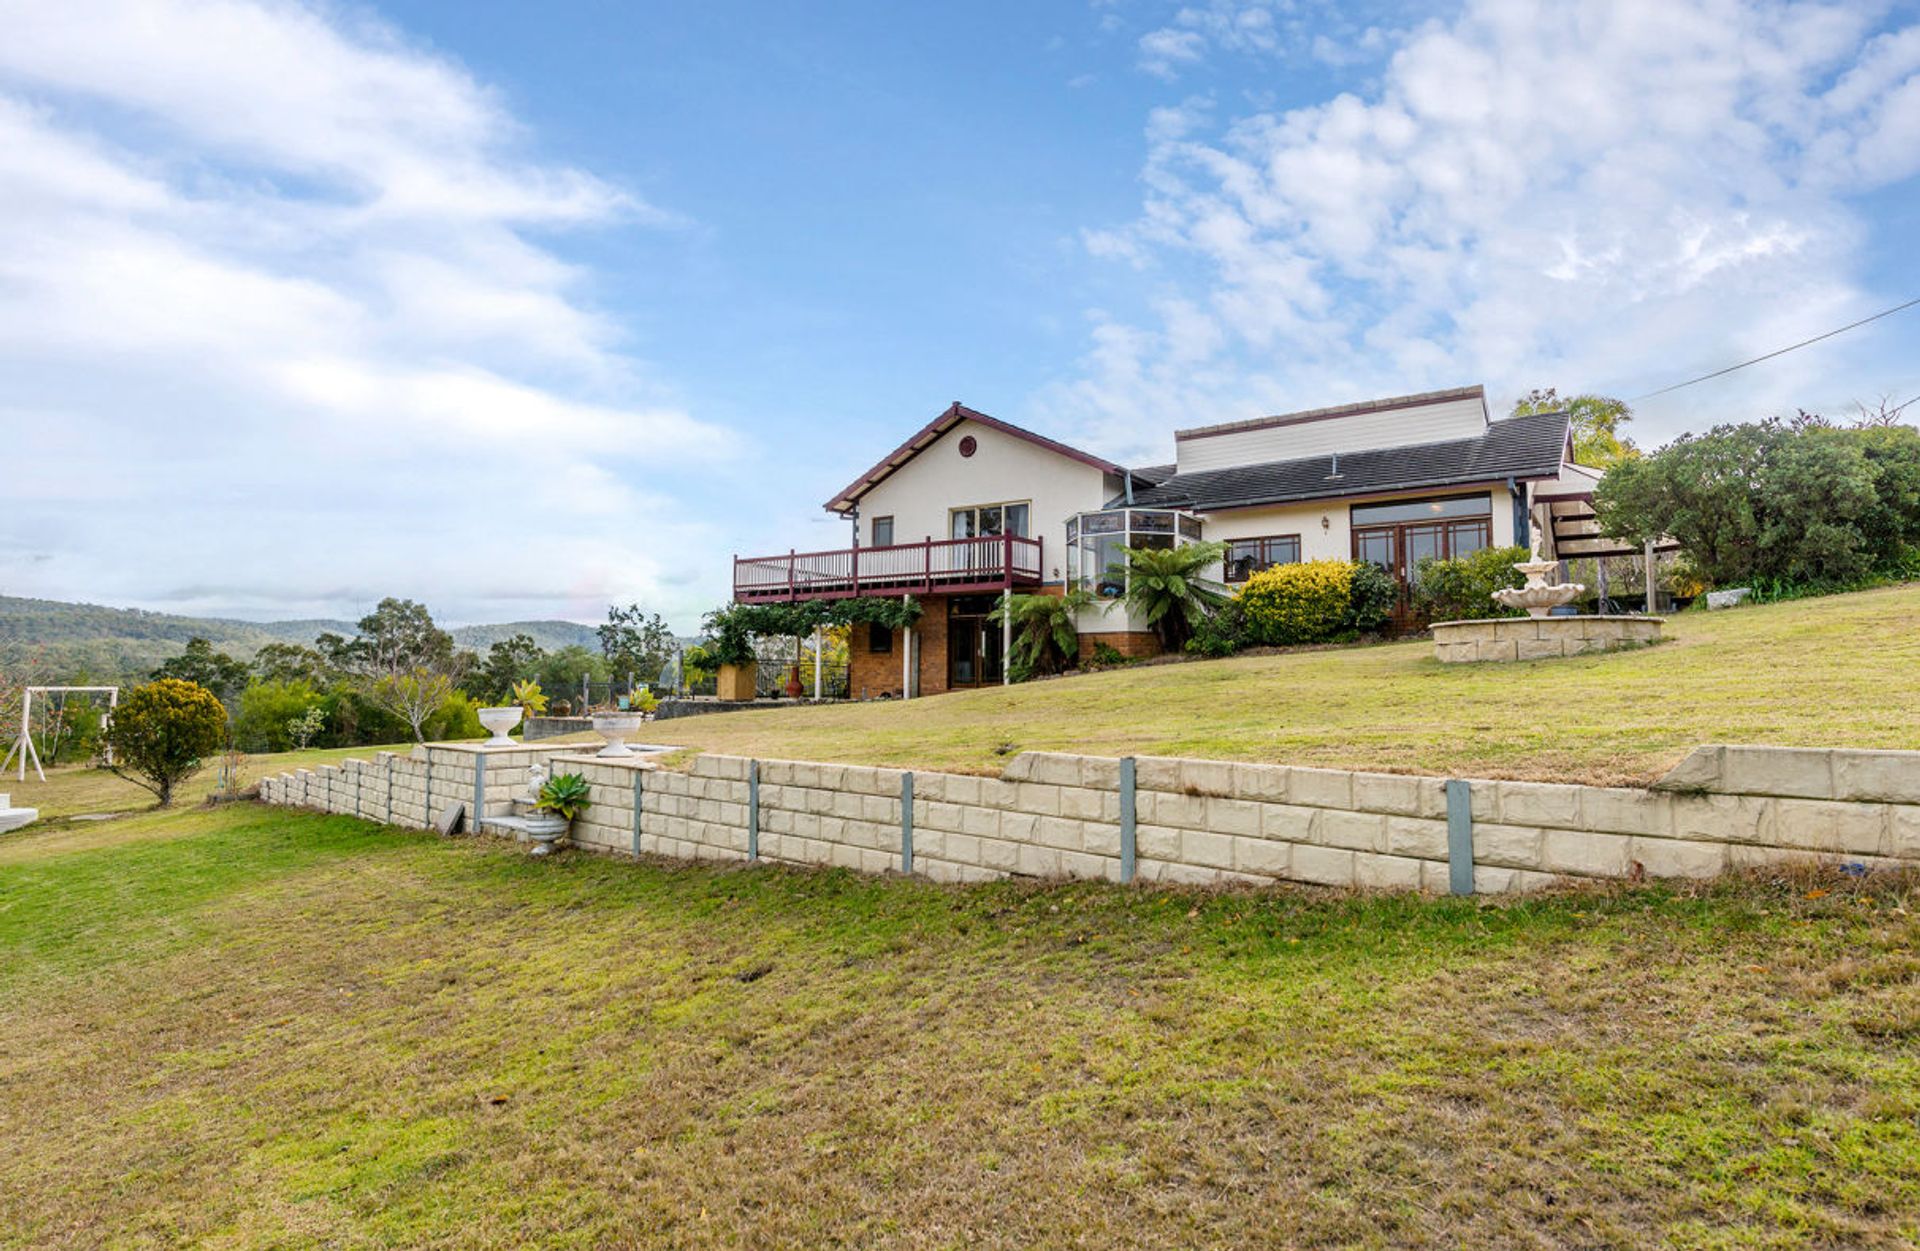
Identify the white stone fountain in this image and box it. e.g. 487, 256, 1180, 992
1491, 533, 1586, 618
1431, 531, 1662, 663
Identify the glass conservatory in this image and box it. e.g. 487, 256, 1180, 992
1065, 508, 1206, 598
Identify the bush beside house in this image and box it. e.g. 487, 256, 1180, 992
1414, 546, 1529, 622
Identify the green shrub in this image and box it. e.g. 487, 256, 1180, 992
1414, 545, 1528, 622
1237, 560, 1360, 645
1087, 642, 1131, 668
1184, 599, 1249, 657
103, 678, 229, 807
992, 589, 1094, 678
233, 679, 319, 753
1345, 560, 1400, 634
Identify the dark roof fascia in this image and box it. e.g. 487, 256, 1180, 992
824, 403, 1126, 515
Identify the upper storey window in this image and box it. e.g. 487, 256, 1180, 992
950, 502, 1031, 540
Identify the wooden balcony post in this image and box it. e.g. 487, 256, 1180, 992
850, 541, 859, 594
1003, 531, 1013, 588
788, 548, 797, 603
924, 536, 932, 595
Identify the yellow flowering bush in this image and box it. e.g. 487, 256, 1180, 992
1237, 559, 1360, 645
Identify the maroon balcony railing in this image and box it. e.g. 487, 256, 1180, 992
733, 534, 1044, 603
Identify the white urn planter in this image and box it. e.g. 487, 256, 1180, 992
477, 706, 524, 746
591, 712, 645, 757
522, 811, 570, 855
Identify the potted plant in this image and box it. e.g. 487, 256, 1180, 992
702, 607, 758, 703
526, 771, 590, 856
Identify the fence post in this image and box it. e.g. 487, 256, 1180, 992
472, 751, 487, 834
901, 771, 914, 875
1446, 779, 1475, 896
422, 755, 431, 830
385, 755, 394, 824
748, 759, 760, 862
641, 771, 656, 859
1119, 757, 1137, 884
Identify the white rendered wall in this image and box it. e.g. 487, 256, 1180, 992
1175, 394, 1489, 474
849, 418, 1114, 584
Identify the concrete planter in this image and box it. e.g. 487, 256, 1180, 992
522, 811, 570, 855
716, 662, 757, 702
590, 712, 645, 757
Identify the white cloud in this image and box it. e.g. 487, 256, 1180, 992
1047, 0, 1920, 461
0, 0, 739, 628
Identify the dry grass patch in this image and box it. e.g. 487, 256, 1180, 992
2, 805, 1918, 1247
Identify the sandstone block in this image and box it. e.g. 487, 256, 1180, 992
1385, 816, 1449, 860
1289, 767, 1354, 810
1313, 809, 1386, 852
1205, 797, 1263, 837
1290, 844, 1356, 887
1496, 781, 1582, 828
1473, 823, 1544, 870
1539, 828, 1633, 878
1830, 750, 1920, 804
1181, 829, 1236, 870
1232, 835, 1290, 876
1229, 762, 1290, 802
1771, 798, 1888, 856
1628, 836, 1727, 879
1354, 852, 1423, 891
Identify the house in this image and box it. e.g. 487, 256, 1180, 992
732, 385, 1594, 698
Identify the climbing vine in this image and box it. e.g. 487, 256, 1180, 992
700, 597, 924, 665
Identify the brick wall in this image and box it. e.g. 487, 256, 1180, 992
259, 743, 1920, 896
1078, 631, 1161, 662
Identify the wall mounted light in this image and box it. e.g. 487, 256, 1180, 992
1321, 514, 1331, 532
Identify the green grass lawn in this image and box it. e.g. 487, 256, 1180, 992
2, 803, 1917, 1247
641, 584, 1920, 786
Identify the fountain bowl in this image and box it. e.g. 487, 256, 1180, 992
591, 712, 646, 757
1491, 559, 1586, 619
477, 706, 524, 747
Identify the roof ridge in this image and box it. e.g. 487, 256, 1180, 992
1175, 384, 1487, 441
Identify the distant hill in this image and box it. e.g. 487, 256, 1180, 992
0, 595, 599, 684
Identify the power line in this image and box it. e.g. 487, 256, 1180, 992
1630, 295, 1920, 401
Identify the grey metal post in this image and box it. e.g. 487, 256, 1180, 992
1119, 756, 1137, 884
901, 771, 914, 874
422, 756, 430, 830
748, 759, 760, 862
1644, 538, 1659, 613
641, 771, 656, 859
385, 756, 394, 824
1445, 779, 1474, 896
472, 752, 487, 833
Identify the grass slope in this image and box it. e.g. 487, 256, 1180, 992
1, 805, 1916, 1247
644, 584, 1920, 785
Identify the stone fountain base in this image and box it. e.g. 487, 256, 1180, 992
1433, 615, 1664, 664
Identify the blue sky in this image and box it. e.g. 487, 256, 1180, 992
5, 0, 1919, 628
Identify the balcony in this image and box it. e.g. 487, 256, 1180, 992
733, 534, 1045, 603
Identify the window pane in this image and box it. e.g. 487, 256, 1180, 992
1447, 519, 1489, 559
1405, 525, 1443, 583
1355, 529, 1396, 573
869, 625, 892, 654
872, 517, 893, 547
1350, 493, 1492, 526
1006, 503, 1029, 538
1272, 536, 1300, 564
951, 510, 974, 539
1082, 511, 1125, 534
1131, 510, 1174, 533
978, 506, 1003, 536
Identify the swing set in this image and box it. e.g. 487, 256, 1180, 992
3, 686, 120, 783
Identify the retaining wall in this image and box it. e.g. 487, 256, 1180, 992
258, 743, 1920, 895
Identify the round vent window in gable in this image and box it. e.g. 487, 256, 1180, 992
958, 435, 978, 458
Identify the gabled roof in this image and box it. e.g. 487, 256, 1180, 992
1124, 409, 1572, 513
824, 403, 1125, 515
1175, 384, 1489, 443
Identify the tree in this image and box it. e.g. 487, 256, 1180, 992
991, 589, 1095, 678
1512, 388, 1640, 468
1107, 542, 1229, 651
251, 642, 332, 686
151, 637, 249, 704
478, 634, 546, 702
343, 598, 459, 680
598, 604, 676, 688
103, 678, 229, 807
371, 667, 455, 744
1595, 419, 1920, 588
234, 679, 321, 753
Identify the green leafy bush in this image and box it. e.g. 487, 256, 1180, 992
1345, 560, 1400, 634
1184, 599, 1249, 657
103, 678, 229, 807
1237, 560, 1360, 645
991, 589, 1094, 678
1414, 546, 1528, 622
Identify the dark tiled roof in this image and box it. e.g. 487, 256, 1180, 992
1123, 410, 1571, 512
1126, 463, 1178, 486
